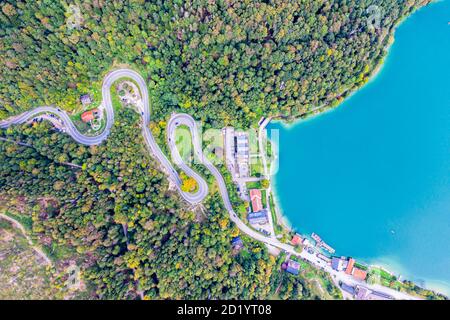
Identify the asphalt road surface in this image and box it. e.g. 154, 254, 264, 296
0, 68, 420, 300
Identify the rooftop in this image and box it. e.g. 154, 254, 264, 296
247, 210, 268, 224
231, 236, 243, 249
286, 259, 300, 275
81, 108, 99, 123
248, 210, 267, 219
291, 234, 302, 246
352, 268, 368, 281
80, 94, 92, 105
249, 189, 263, 212
345, 258, 355, 275
331, 257, 340, 271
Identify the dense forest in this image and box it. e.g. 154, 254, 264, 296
0, 0, 431, 127
0, 0, 434, 300
0, 109, 342, 299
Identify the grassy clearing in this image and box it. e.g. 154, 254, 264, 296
175, 125, 194, 164
250, 157, 264, 177
261, 189, 267, 208
248, 129, 259, 156
368, 267, 401, 289
246, 181, 262, 190
266, 139, 273, 158
354, 262, 368, 271
110, 84, 124, 113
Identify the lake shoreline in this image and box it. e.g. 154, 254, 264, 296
269, 0, 442, 130
265, 0, 449, 297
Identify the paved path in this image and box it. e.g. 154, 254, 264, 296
256, 119, 276, 238
0, 68, 420, 300
0, 69, 202, 204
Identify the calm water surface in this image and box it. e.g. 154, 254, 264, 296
269, 1, 450, 294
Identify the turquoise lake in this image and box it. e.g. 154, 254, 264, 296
269, 1, 450, 294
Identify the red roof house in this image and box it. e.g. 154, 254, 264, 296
249, 189, 263, 212
291, 234, 302, 246
352, 268, 368, 281
81, 108, 99, 123
345, 258, 355, 275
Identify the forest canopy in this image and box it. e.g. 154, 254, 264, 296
0, 108, 343, 299
0, 0, 435, 300
0, 0, 431, 127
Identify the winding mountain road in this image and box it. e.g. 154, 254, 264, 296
0, 68, 420, 300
